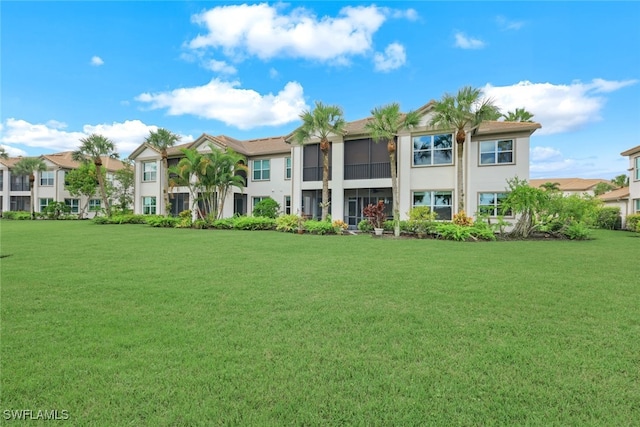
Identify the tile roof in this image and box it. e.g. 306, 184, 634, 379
41, 151, 126, 171
0, 157, 24, 168
597, 187, 629, 201
529, 178, 611, 191
475, 121, 541, 135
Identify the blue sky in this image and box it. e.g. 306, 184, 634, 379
1, 1, 639, 179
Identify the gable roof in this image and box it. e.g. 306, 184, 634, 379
0, 157, 23, 168
529, 178, 611, 191
597, 187, 629, 201
621, 144, 640, 156
475, 121, 541, 136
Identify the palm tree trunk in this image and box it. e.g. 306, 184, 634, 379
321, 139, 330, 221
457, 143, 464, 213
95, 163, 111, 216
162, 153, 170, 216
29, 173, 35, 220
389, 138, 400, 237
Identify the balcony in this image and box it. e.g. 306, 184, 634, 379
344, 162, 391, 180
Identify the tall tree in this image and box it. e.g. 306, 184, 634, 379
364, 103, 421, 237
169, 148, 208, 219
0, 147, 8, 159
64, 162, 100, 218
145, 128, 181, 215
294, 101, 345, 221
611, 174, 629, 188
72, 134, 119, 217
503, 107, 535, 122
205, 147, 247, 219
112, 159, 135, 212
430, 86, 501, 212
13, 157, 47, 219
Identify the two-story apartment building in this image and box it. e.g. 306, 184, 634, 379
621, 144, 640, 218
131, 102, 541, 227
129, 134, 292, 218
0, 152, 125, 217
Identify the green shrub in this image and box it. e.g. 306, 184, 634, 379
44, 202, 71, 219
2, 211, 32, 220
564, 221, 592, 240
175, 210, 192, 228
92, 216, 110, 224
211, 218, 236, 229
252, 197, 280, 219
594, 207, 621, 230
383, 220, 394, 231
626, 214, 640, 232
435, 222, 496, 241
112, 214, 147, 224
276, 214, 303, 233
192, 219, 209, 229
357, 219, 373, 232
234, 216, 276, 230
304, 219, 335, 235
146, 215, 180, 228
408, 206, 437, 221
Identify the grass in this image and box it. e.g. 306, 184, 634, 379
1, 220, 639, 425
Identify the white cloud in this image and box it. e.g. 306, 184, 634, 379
531, 146, 563, 162
90, 56, 104, 66
373, 43, 406, 72
483, 79, 638, 135
496, 15, 524, 31
0, 144, 28, 157
205, 59, 237, 75
0, 119, 187, 157
390, 8, 419, 21
188, 4, 389, 64
136, 79, 308, 130
454, 32, 485, 49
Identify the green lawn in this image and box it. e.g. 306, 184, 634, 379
1, 220, 639, 425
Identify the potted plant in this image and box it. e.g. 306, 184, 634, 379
363, 200, 387, 236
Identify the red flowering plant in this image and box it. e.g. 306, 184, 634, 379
362, 200, 387, 229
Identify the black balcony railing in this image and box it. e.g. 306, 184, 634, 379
344, 162, 391, 180
303, 166, 332, 182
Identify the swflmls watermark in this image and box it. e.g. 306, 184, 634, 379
3, 409, 69, 421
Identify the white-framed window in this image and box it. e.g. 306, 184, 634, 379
39, 198, 53, 212
252, 196, 266, 208
40, 171, 54, 186
412, 191, 453, 220
253, 159, 270, 181
413, 134, 453, 166
478, 192, 512, 217
285, 157, 292, 180
143, 162, 157, 182
64, 198, 80, 214
480, 140, 514, 165
284, 195, 291, 214
142, 196, 157, 215
89, 199, 101, 211
635, 157, 640, 180
634, 199, 640, 214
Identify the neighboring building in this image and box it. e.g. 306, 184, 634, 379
528, 178, 612, 197
0, 152, 126, 217
621, 144, 640, 219
598, 187, 630, 228
131, 102, 541, 228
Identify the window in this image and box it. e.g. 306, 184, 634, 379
40, 171, 54, 186
285, 157, 292, 180
635, 157, 640, 180
0, 172, 3, 191
413, 134, 453, 166
635, 199, 640, 214
89, 199, 101, 211
39, 198, 53, 212
10, 174, 30, 191
64, 198, 79, 214
480, 140, 514, 165
253, 196, 266, 208
143, 162, 157, 182
253, 159, 270, 181
284, 196, 291, 214
142, 197, 157, 215
478, 192, 512, 216
412, 191, 452, 220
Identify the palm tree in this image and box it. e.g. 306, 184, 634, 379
430, 86, 501, 212
145, 128, 181, 215
364, 103, 422, 237
503, 107, 534, 122
540, 181, 561, 192
0, 147, 8, 159
13, 157, 47, 219
169, 148, 208, 219
294, 101, 346, 221
72, 134, 119, 217
205, 147, 248, 219
611, 174, 629, 188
